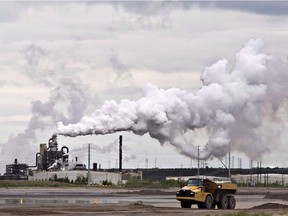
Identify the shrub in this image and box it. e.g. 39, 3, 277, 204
75, 175, 87, 185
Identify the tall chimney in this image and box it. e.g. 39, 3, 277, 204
119, 135, 122, 172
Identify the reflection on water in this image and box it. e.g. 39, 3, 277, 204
0, 198, 120, 205
0, 195, 175, 206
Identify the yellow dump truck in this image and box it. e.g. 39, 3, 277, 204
176, 178, 237, 209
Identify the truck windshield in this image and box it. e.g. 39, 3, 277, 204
187, 179, 203, 186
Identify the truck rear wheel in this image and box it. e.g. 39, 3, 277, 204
217, 195, 228, 209
181, 201, 192, 208
204, 195, 213, 209
228, 195, 236, 209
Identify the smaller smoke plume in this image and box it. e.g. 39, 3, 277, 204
22, 44, 47, 66
68, 139, 118, 156
124, 154, 136, 162
67, 140, 118, 169
110, 50, 130, 76
0, 44, 92, 171
109, 49, 133, 86
57, 39, 288, 161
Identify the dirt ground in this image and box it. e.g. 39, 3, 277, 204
0, 187, 288, 215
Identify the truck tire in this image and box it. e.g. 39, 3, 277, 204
228, 195, 236, 209
181, 201, 192, 208
217, 195, 228, 209
204, 195, 213, 209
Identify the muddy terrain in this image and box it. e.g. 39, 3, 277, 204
0, 187, 288, 215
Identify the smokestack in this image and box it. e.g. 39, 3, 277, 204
93, 163, 97, 171
119, 135, 122, 172
14, 159, 18, 165
76, 157, 78, 163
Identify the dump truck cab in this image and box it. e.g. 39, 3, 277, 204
176, 177, 237, 209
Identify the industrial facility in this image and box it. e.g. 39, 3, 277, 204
0, 159, 29, 180
1, 134, 288, 187
32, 134, 123, 185
0, 134, 124, 185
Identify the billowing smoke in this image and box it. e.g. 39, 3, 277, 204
57, 39, 288, 160
0, 44, 92, 170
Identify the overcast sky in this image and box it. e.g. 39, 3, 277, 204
0, 1, 288, 173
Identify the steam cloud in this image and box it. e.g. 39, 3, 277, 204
0, 44, 92, 170
57, 39, 288, 160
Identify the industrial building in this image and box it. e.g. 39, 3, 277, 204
0, 135, 124, 185
30, 134, 123, 185
36, 134, 69, 171
122, 170, 143, 182
30, 170, 121, 185
0, 159, 29, 180
232, 174, 288, 186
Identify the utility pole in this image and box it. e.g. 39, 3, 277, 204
145, 158, 148, 169
197, 146, 200, 177
228, 146, 231, 180
88, 143, 91, 186
119, 135, 122, 172
259, 161, 262, 184
257, 162, 259, 184
118, 135, 123, 184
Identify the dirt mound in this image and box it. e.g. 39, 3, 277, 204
129, 200, 144, 206
252, 203, 288, 209
265, 193, 288, 201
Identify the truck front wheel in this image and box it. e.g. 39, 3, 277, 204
181, 201, 192, 208
228, 195, 236, 209
204, 195, 213, 209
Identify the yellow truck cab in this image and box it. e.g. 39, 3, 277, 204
176, 178, 237, 209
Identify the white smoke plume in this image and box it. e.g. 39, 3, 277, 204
0, 44, 92, 171
57, 39, 288, 160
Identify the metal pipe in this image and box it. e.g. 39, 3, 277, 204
61, 146, 69, 154
28, 153, 40, 168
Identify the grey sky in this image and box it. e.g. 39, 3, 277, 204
0, 1, 288, 172
114, 1, 288, 16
